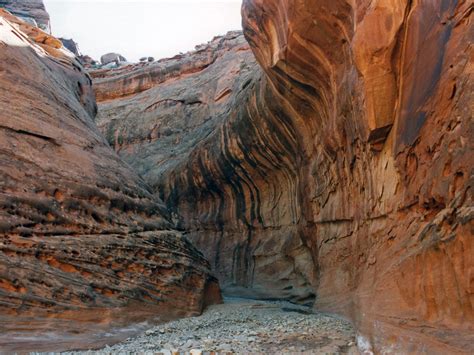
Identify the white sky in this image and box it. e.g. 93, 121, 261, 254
43, 0, 242, 62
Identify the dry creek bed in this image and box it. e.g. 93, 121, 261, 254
68, 298, 360, 354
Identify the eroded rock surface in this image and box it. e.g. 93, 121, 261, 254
0, 0, 50, 32
0, 10, 220, 351
93, 31, 317, 305
95, 0, 473, 352
241, 0, 473, 352
60, 37, 81, 56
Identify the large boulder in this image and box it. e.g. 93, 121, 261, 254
101, 52, 127, 65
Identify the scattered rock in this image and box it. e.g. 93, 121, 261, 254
139, 56, 154, 63
78, 54, 99, 68
69, 299, 357, 354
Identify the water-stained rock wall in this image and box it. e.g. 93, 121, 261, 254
0, 10, 220, 350
93, 32, 317, 305
94, 0, 473, 352
241, 0, 473, 352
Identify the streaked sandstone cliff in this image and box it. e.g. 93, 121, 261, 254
94, 0, 473, 352
92, 32, 317, 304
0, 9, 220, 351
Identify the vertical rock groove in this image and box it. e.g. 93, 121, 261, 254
241, 0, 473, 352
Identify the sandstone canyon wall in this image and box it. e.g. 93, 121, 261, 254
241, 0, 473, 353
92, 32, 317, 305
0, 9, 219, 351
94, 0, 473, 353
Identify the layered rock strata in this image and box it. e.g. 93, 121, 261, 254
95, 0, 473, 352
93, 31, 317, 304
0, 10, 219, 348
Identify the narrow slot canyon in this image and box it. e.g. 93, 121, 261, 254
0, 0, 472, 353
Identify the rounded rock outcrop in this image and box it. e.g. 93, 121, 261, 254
100, 52, 127, 65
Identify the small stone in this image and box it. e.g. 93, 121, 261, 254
184, 340, 195, 348
220, 344, 233, 351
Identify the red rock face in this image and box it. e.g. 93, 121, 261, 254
95, 1, 472, 352
241, 0, 473, 352
0, 11, 220, 351
93, 32, 318, 304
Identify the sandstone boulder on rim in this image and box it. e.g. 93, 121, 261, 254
0, 10, 220, 352
101, 52, 128, 65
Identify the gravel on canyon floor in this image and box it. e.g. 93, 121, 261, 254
69, 298, 359, 354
